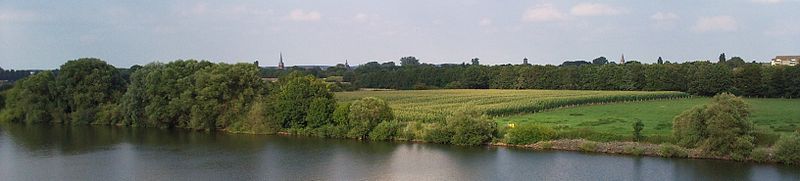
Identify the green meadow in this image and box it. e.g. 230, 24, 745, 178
497, 98, 800, 138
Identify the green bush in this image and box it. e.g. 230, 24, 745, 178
672, 93, 754, 158
446, 108, 496, 146
750, 148, 771, 163
332, 103, 351, 126
228, 100, 280, 134
306, 97, 335, 128
95, 103, 123, 125
579, 141, 598, 152
504, 124, 556, 145
347, 97, 394, 139
657, 143, 688, 158
424, 123, 452, 144
774, 133, 800, 164
369, 121, 400, 141
399, 121, 425, 141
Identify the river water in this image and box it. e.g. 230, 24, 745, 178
0, 124, 797, 181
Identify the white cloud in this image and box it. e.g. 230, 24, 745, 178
0, 9, 36, 23
752, 0, 783, 4
286, 9, 321, 22
570, 3, 626, 16
692, 16, 738, 32
651, 12, 679, 21
522, 4, 565, 22
479, 17, 492, 26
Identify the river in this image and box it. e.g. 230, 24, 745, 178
0, 124, 797, 180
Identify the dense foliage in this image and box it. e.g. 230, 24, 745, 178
0, 58, 126, 124
271, 72, 335, 129
446, 108, 497, 146
288, 56, 799, 98
117, 60, 266, 130
774, 133, 800, 164
347, 97, 394, 138
672, 93, 755, 159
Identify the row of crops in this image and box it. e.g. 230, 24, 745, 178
335, 89, 690, 122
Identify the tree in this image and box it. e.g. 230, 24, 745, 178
462, 66, 490, 88
0, 71, 56, 123
55, 58, 126, 124
332, 103, 351, 126
719, 53, 726, 63
688, 63, 733, 96
633, 119, 644, 141
592, 56, 609, 65
400, 56, 420, 66
657, 57, 664, 64
732, 64, 763, 97
774, 133, 800, 164
560, 60, 591, 67
306, 97, 335, 128
672, 93, 754, 159
273, 72, 333, 129
471, 58, 480, 66
446, 107, 496, 146
347, 97, 393, 138
727, 57, 746, 67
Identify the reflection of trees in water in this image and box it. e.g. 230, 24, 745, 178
1, 124, 124, 155
0, 124, 270, 155
254, 136, 400, 180
671, 158, 751, 180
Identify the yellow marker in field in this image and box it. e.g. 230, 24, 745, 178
508, 123, 515, 128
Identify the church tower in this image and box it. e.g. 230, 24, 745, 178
345, 59, 351, 70
278, 52, 285, 70
620, 54, 626, 64
523, 57, 529, 65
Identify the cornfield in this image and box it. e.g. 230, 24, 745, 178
335, 89, 690, 123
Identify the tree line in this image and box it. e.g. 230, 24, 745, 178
277, 56, 800, 98
0, 58, 396, 141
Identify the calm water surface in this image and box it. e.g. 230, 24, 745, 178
0, 124, 797, 181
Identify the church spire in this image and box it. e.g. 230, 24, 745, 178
278, 52, 285, 70
345, 59, 351, 69
620, 53, 625, 64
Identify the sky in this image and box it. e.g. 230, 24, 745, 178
1, 0, 799, 69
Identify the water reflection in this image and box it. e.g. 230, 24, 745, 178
1, 124, 798, 180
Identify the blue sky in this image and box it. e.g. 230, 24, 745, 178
1, 0, 798, 69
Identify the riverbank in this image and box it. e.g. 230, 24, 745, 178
490, 139, 784, 164
266, 129, 784, 164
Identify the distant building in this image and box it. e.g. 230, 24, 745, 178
523, 57, 529, 65
345, 59, 351, 70
771, 55, 799, 66
278, 52, 285, 70
620, 54, 626, 64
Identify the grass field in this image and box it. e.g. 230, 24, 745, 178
497, 98, 800, 138
335, 89, 688, 122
